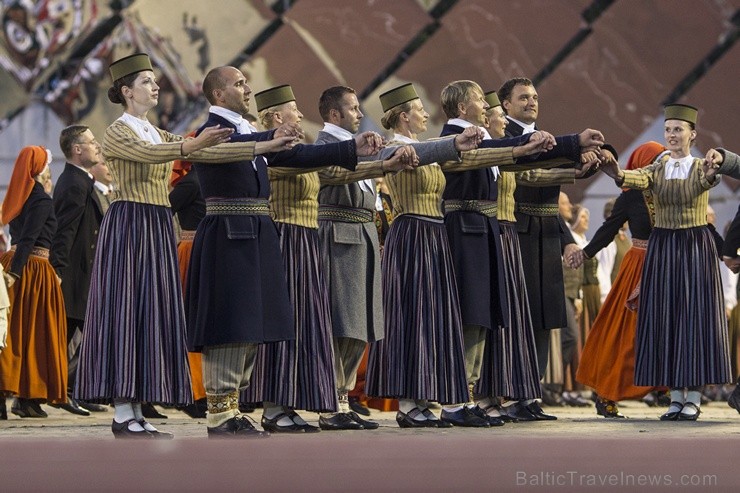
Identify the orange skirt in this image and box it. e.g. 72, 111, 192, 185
576, 246, 661, 401
178, 238, 205, 401
0, 250, 67, 403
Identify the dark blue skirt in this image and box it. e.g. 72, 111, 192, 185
75, 201, 192, 404
634, 227, 731, 387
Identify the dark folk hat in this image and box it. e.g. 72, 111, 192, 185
379, 83, 419, 113
664, 104, 698, 125
484, 90, 501, 108
254, 85, 296, 112
109, 53, 153, 82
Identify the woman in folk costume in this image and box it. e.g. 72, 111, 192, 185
572, 142, 667, 418
252, 84, 412, 432
600, 104, 732, 421
365, 84, 544, 428
0, 146, 67, 419
73, 53, 291, 438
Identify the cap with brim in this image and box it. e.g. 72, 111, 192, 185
255, 85, 296, 112
484, 91, 501, 108
664, 104, 698, 125
379, 83, 419, 113
109, 53, 153, 82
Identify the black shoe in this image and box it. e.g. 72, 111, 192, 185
348, 396, 371, 416
396, 409, 435, 428
138, 419, 174, 439
239, 402, 259, 413
728, 385, 740, 414
677, 402, 701, 421
78, 400, 109, 412
420, 407, 452, 428
50, 396, 91, 416
440, 407, 490, 427
656, 391, 671, 407
641, 392, 658, 407
111, 418, 153, 439
11, 398, 47, 418
141, 403, 167, 419
562, 392, 592, 407
503, 402, 537, 422
595, 397, 626, 418
285, 409, 321, 433
178, 399, 207, 419
0, 399, 6, 420
470, 405, 505, 426
540, 388, 565, 407
347, 411, 379, 429
207, 415, 270, 438
525, 401, 557, 420
261, 413, 306, 433
318, 413, 364, 430
659, 402, 684, 421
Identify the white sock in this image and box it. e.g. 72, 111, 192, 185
132, 402, 159, 432
477, 397, 494, 409
262, 401, 284, 419
114, 400, 144, 432
399, 398, 418, 414
685, 390, 702, 413
443, 405, 464, 413
289, 410, 308, 426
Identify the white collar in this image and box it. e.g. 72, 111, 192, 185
94, 181, 111, 195
664, 155, 694, 180
392, 133, 418, 144
118, 113, 162, 144
447, 118, 493, 140
506, 116, 536, 135
69, 162, 93, 180
321, 122, 354, 141
209, 106, 252, 134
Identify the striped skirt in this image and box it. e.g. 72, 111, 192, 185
476, 222, 541, 400
261, 223, 337, 412
0, 251, 67, 403
634, 227, 731, 387
366, 215, 468, 404
577, 245, 661, 400
74, 202, 193, 405
177, 238, 205, 401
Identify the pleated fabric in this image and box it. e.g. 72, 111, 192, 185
260, 223, 337, 412
476, 222, 541, 400
634, 227, 731, 387
74, 201, 192, 404
177, 239, 205, 401
576, 245, 661, 400
366, 215, 467, 404
0, 251, 67, 403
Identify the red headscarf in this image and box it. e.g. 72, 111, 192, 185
2, 146, 49, 224
626, 141, 666, 170
170, 131, 197, 187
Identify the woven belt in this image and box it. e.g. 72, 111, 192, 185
10, 245, 49, 258
515, 202, 559, 216
180, 230, 196, 242
632, 239, 648, 249
318, 205, 374, 223
205, 198, 269, 216
444, 199, 498, 218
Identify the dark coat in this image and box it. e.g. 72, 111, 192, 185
8, 183, 57, 277
50, 163, 103, 320
169, 171, 205, 231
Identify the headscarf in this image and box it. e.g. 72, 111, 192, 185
626, 141, 666, 170
1, 146, 51, 224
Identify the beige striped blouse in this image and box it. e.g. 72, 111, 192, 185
385, 165, 446, 218
103, 120, 256, 207
621, 155, 718, 229
494, 168, 576, 223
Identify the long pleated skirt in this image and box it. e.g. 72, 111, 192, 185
476, 222, 541, 400
634, 227, 731, 387
177, 238, 205, 401
576, 245, 661, 400
0, 251, 67, 403
366, 215, 467, 404
74, 201, 192, 404
261, 223, 337, 412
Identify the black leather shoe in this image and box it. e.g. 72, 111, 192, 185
659, 402, 684, 421
141, 403, 167, 419
396, 410, 434, 428
470, 405, 505, 426
111, 419, 153, 439
348, 411, 379, 429
420, 407, 452, 427
678, 402, 701, 421
503, 402, 537, 421
178, 398, 207, 419
319, 413, 364, 430
562, 392, 592, 407
727, 385, 740, 414
285, 410, 320, 433
138, 419, 174, 439
348, 396, 371, 416
595, 397, 626, 418
78, 400, 109, 412
440, 407, 490, 427
525, 401, 557, 420
50, 396, 91, 416
11, 398, 47, 418
207, 415, 270, 438
261, 413, 306, 433
541, 388, 565, 406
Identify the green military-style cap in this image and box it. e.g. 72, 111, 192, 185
484, 90, 501, 108
109, 53, 153, 82
254, 85, 296, 112
664, 103, 698, 125
379, 83, 420, 113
